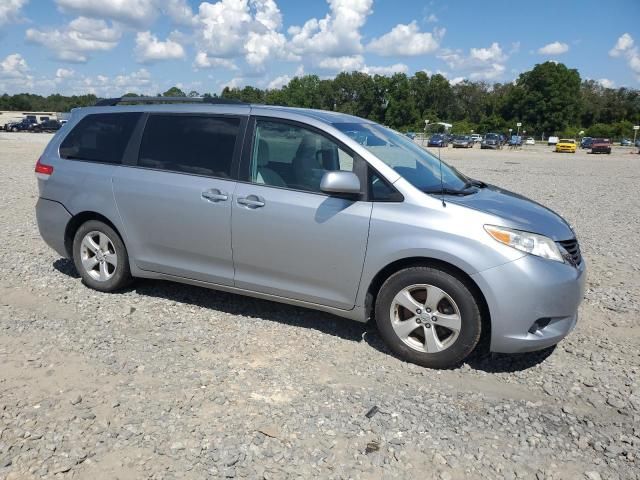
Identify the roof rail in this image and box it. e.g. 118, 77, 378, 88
94, 96, 246, 107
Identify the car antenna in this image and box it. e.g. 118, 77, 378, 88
438, 144, 446, 207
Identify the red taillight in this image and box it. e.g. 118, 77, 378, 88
35, 158, 53, 177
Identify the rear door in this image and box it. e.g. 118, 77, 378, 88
113, 113, 246, 285
231, 117, 372, 309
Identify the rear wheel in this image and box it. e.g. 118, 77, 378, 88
375, 267, 482, 369
72, 220, 132, 292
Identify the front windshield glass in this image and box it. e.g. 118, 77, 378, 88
334, 122, 468, 192
485, 133, 499, 140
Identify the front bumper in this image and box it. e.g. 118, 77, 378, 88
472, 254, 586, 353
556, 146, 576, 153
36, 198, 71, 258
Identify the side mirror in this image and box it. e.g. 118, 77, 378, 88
320, 171, 361, 196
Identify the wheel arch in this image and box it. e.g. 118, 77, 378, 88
64, 211, 123, 259
365, 257, 491, 350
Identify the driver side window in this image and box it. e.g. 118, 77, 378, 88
250, 120, 355, 193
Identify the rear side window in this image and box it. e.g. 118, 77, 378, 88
138, 115, 239, 178
60, 113, 141, 164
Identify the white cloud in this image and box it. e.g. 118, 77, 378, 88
78, 68, 156, 96
162, 0, 196, 26
55, 68, 74, 80
596, 78, 614, 88
609, 33, 634, 57
609, 33, 640, 81
267, 74, 291, 89
193, 0, 290, 71
315, 54, 407, 76
426, 13, 438, 23
0, 53, 36, 93
55, 0, 156, 26
26, 17, 121, 63
438, 42, 509, 81
362, 63, 408, 75
55, 0, 195, 26
367, 22, 442, 57
135, 31, 185, 63
288, 0, 373, 57
0, 0, 28, 27
538, 41, 569, 55
193, 52, 237, 70
0, 53, 29, 79
318, 55, 365, 71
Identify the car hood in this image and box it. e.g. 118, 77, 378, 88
445, 185, 574, 240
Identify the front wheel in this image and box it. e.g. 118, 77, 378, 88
72, 220, 132, 292
375, 267, 482, 369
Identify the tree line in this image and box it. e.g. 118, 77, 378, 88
1, 62, 638, 139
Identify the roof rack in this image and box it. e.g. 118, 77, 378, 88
94, 96, 247, 107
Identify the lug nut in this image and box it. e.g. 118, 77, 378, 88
415, 318, 421, 324
432, 316, 437, 322
424, 324, 431, 329
416, 308, 422, 314
426, 308, 431, 313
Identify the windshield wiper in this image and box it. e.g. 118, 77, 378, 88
422, 187, 477, 196
463, 179, 487, 189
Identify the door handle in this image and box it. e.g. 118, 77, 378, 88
201, 189, 228, 202
237, 195, 265, 208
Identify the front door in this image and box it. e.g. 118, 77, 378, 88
231, 118, 372, 309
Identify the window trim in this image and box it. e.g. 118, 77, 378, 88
239, 115, 374, 199
124, 112, 248, 181
58, 112, 143, 166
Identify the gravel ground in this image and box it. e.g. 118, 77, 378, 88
0, 132, 639, 480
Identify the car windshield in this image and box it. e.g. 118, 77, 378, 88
560, 139, 575, 143
454, 135, 467, 140
334, 122, 468, 192
431, 134, 443, 140
485, 133, 499, 140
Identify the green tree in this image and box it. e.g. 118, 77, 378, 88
163, 86, 186, 97
511, 62, 581, 135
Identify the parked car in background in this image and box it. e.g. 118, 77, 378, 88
620, 138, 632, 146
470, 134, 483, 143
525, 137, 535, 145
6, 119, 36, 132
34, 98, 586, 369
32, 119, 63, 132
555, 139, 577, 153
427, 133, 448, 147
547, 136, 559, 146
499, 134, 507, 146
509, 135, 523, 147
452, 135, 473, 148
404, 131, 416, 140
590, 138, 612, 154
481, 133, 502, 149
580, 137, 593, 149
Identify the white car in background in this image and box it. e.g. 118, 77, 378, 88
525, 137, 535, 145
547, 136, 559, 146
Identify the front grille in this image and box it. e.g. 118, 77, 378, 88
558, 239, 582, 266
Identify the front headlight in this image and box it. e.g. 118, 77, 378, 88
484, 225, 564, 262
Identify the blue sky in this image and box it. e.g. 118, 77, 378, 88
0, 0, 638, 97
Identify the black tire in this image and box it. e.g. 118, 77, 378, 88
72, 220, 132, 292
375, 267, 482, 369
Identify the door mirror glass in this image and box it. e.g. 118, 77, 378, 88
320, 171, 361, 196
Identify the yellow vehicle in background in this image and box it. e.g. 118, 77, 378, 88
555, 139, 577, 153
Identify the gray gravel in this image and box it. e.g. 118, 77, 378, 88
0, 132, 639, 479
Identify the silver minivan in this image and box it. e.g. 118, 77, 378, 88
35, 98, 586, 368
